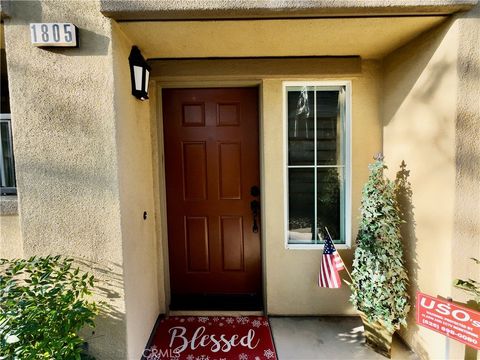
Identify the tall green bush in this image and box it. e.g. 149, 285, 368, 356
350, 156, 410, 332
0, 256, 98, 359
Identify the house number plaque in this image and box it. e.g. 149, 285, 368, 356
30, 23, 78, 47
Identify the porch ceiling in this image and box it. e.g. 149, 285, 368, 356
119, 16, 447, 60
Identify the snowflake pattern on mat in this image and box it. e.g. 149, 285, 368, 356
157, 317, 274, 360
236, 316, 250, 325
264, 349, 275, 359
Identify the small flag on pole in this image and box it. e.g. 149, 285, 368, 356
318, 230, 345, 288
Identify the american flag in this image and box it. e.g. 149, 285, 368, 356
318, 235, 345, 288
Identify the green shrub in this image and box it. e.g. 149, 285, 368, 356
350, 156, 410, 332
454, 258, 480, 305
0, 256, 98, 359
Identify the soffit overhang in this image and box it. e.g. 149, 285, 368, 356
119, 16, 449, 60
101, 0, 477, 21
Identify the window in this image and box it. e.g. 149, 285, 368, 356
284, 82, 351, 249
1, 114, 16, 195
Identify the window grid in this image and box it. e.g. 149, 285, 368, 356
285, 82, 350, 248
313, 86, 318, 244
0, 114, 16, 195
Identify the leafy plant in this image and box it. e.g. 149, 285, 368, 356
0, 255, 98, 359
454, 258, 480, 304
349, 155, 410, 332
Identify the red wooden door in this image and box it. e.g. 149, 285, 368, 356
162, 88, 261, 309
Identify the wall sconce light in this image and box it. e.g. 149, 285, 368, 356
129, 46, 150, 101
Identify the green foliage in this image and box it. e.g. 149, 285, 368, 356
0, 256, 98, 359
350, 156, 410, 332
454, 258, 480, 304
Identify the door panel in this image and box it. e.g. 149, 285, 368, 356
163, 88, 261, 307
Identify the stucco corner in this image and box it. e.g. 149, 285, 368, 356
0, 196, 18, 215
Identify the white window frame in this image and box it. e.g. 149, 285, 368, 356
0, 113, 16, 195
283, 81, 352, 250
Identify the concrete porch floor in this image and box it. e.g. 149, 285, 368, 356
269, 317, 419, 360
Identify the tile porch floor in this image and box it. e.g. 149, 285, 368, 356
269, 317, 419, 360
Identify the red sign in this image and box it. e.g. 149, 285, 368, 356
416, 292, 480, 350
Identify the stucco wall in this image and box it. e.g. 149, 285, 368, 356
100, 0, 476, 20
3, 1, 128, 358
111, 22, 160, 360
0, 214, 23, 259
383, 5, 480, 359
263, 61, 383, 315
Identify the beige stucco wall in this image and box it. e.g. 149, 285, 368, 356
263, 61, 383, 315
383, 5, 480, 359
100, 0, 476, 20
3, 1, 129, 358
111, 22, 161, 360
0, 214, 22, 258
0, 197, 22, 258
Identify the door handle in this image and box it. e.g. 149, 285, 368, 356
250, 200, 260, 233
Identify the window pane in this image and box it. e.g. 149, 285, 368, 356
287, 87, 315, 165
286, 83, 348, 247
1, 49, 10, 113
0, 121, 16, 189
288, 168, 315, 244
316, 90, 342, 165
317, 168, 343, 243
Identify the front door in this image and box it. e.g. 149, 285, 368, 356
162, 88, 262, 310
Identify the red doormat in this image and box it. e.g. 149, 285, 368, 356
144, 316, 277, 360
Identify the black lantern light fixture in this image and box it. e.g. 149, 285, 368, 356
129, 46, 151, 101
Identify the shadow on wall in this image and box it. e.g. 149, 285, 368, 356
75, 258, 126, 359
452, 4, 480, 328
9, 0, 110, 57
395, 162, 429, 360
384, 19, 459, 179
383, 19, 455, 127
50, 28, 110, 57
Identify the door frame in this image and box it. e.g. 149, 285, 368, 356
154, 80, 267, 313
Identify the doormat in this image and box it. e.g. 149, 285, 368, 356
144, 316, 277, 360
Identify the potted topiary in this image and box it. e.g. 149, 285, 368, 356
349, 155, 410, 358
